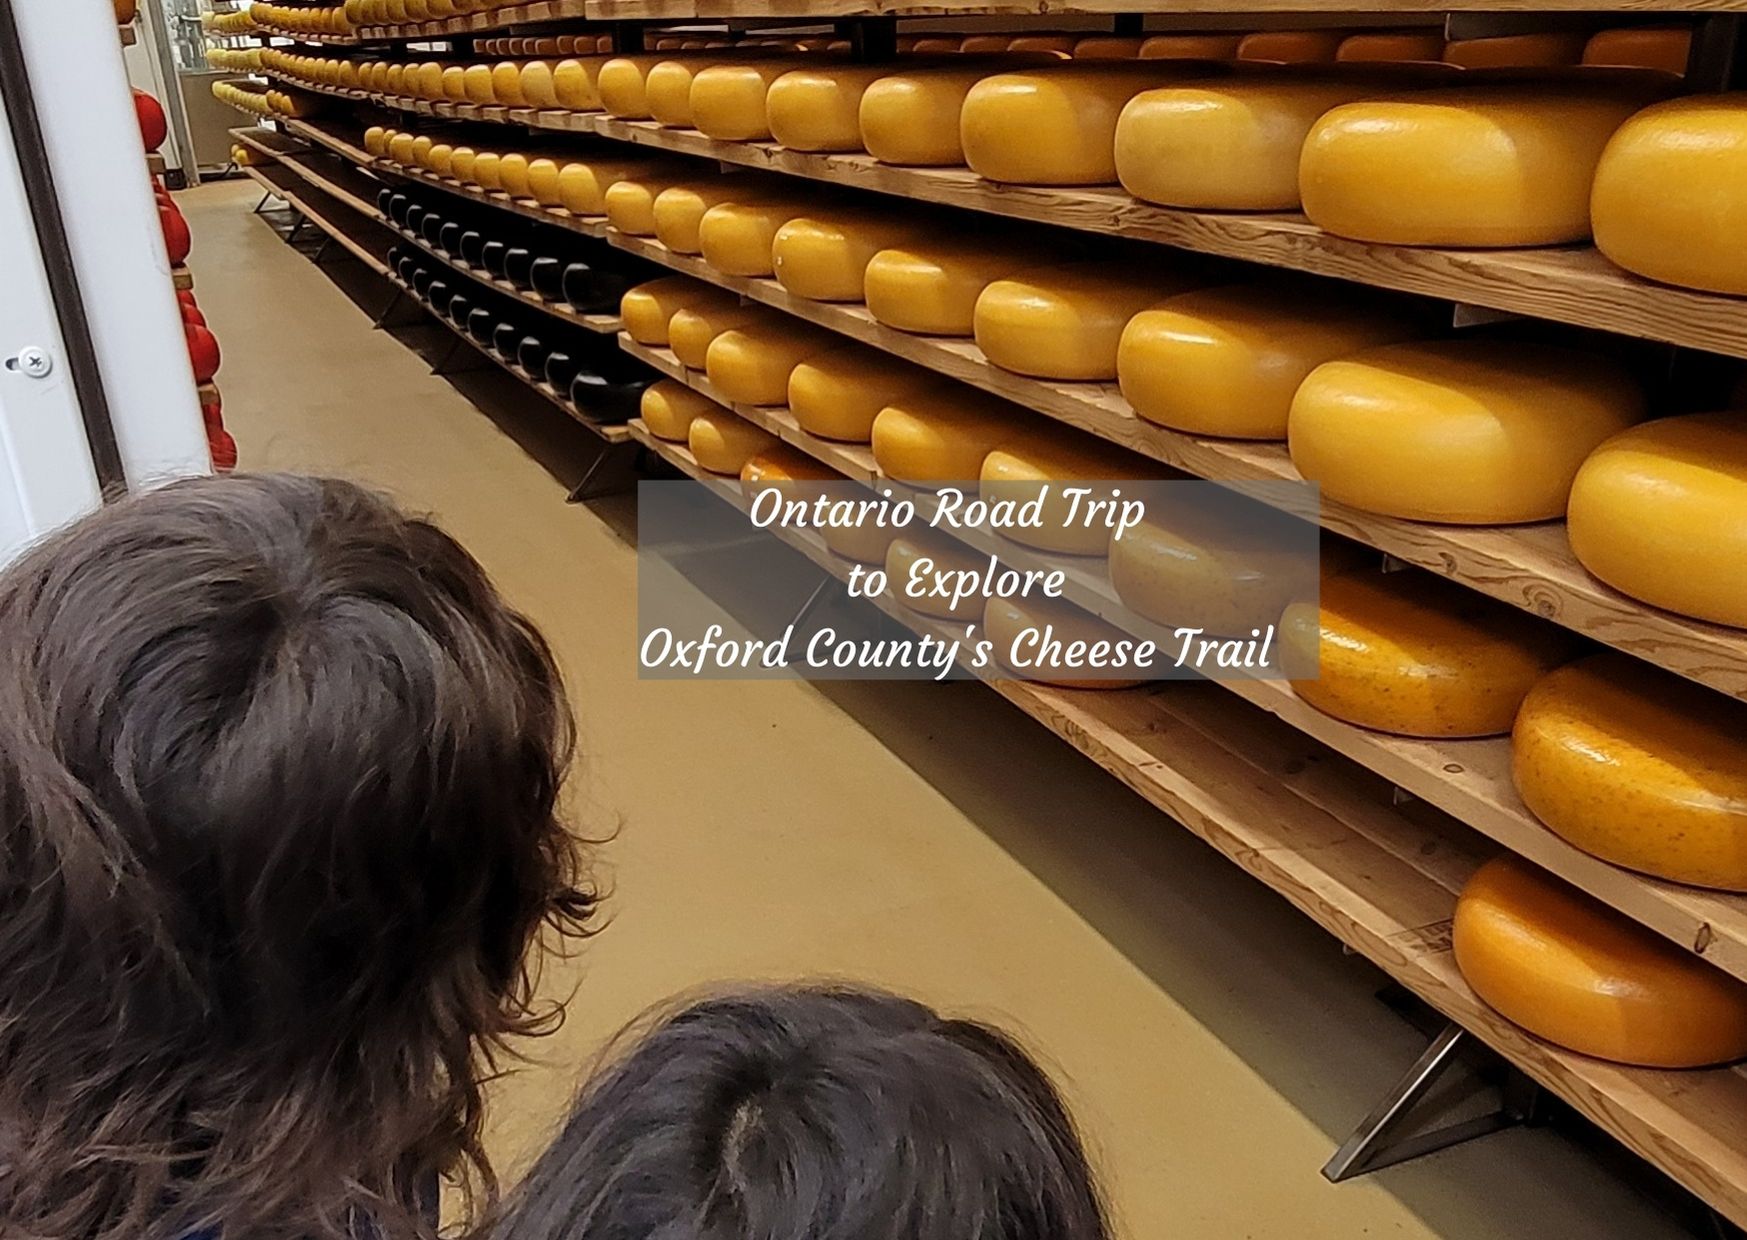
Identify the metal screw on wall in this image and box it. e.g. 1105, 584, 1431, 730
5, 347, 54, 379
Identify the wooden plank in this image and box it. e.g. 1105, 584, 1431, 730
390, 222, 622, 334
246, 164, 395, 276
378, 164, 612, 240
239, 129, 388, 221
355, 0, 590, 39
604, 229, 1747, 700
119, 21, 136, 44
172, 265, 193, 291
633, 416, 1747, 1232
146, 152, 165, 177
281, 117, 375, 169
596, 0, 1747, 11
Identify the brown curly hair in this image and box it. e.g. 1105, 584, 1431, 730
0, 474, 596, 1240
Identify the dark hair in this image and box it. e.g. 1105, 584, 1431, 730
0, 473, 596, 1240
494, 984, 1111, 1240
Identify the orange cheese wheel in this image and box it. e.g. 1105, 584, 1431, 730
557, 159, 660, 217
771, 213, 928, 301
603, 176, 665, 234
622, 278, 714, 346
1454, 855, 1747, 1067
864, 239, 1024, 336
980, 432, 1160, 554
703, 320, 839, 405
640, 379, 718, 441
1583, 26, 1691, 75
871, 388, 1029, 484
1282, 567, 1572, 738
1116, 77, 1376, 210
962, 65, 1194, 185
1337, 31, 1445, 63
698, 199, 806, 277
1566, 412, 1747, 627
1288, 340, 1645, 523
768, 64, 895, 152
740, 446, 840, 499
1118, 283, 1417, 439
1592, 96, 1747, 296
1236, 31, 1345, 64
1300, 85, 1650, 247
690, 60, 799, 140
669, 300, 767, 370
1443, 32, 1588, 69
652, 179, 774, 254
886, 533, 986, 621
688, 408, 779, 475
1515, 653, 1747, 891
1139, 33, 1242, 60
859, 64, 1007, 165
975, 262, 1197, 381
983, 595, 1146, 688
788, 344, 939, 442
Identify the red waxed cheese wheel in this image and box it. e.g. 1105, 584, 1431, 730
159, 204, 191, 265
135, 89, 168, 151
185, 323, 221, 383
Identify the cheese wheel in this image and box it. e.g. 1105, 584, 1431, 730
1139, 34, 1242, 60
409, 136, 436, 170
984, 595, 1145, 688
643, 56, 753, 126
640, 379, 718, 440
1566, 412, 1747, 627
604, 176, 666, 234
871, 388, 1027, 484
1236, 31, 1345, 64
740, 445, 838, 489
980, 432, 1159, 554
414, 62, 446, 99
1109, 493, 1310, 638
1291, 341, 1644, 523
1116, 77, 1375, 210
1515, 654, 1747, 891
1443, 32, 1588, 69
652, 179, 777, 254
960, 35, 1011, 55
1074, 37, 1143, 61
864, 239, 1024, 336
771, 213, 928, 301
789, 344, 939, 441
558, 159, 660, 217
1454, 855, 1747, 1067
1583, 26, 1691, 75
364, 126, 390, 157
1337, 31, 1446, 63
463, 63, 497, 104
975, 262, 1197, 381
908, 36, 961, 55
387, 132, 418, 166
621, 277, 724, 346
1301, 86, 1650, 246
703, 321, 838, 404
427, 143, 455, 179
962, 65, 1194, 185
497, 152, 533, 199
669, 300, 766, 370
487, 63, 525, 107
1283, 567, 1572, 737
858, 64, 1005, 165
449, 146, 476, 182
698, 199, 805, 277
1592, 96, 1747, 295
521, 61, 559, 109
823, 516, 900, 564
690, 60, 798, 140
384, 65, 407, 96
768, 64, 895, 151
688, 408, 779, 475
886, 534, 985, 621
441, 66, 468, 101
553, 57, 610, 111
598, 53, 681, 118
1118, 284, 1417, 439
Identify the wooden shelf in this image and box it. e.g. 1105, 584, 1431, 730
246, 163, 395, 275
119, 21, 137, 45
233, 127, 387, 220
258, 25, 361, 45
390, 222, 623, 334
631, 410, 1747, 1230
355, 0, 590, 40
596, 0, 1747, 12
146, 152, 166, 178
281, 116, 375, 168
379, 164, 612, 240
172, 265, 193, 291
384, 272, 633, 441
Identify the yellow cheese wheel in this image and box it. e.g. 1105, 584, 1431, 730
1074, 36, 1143, 60
387, 132, 418, 166
640, 379, 718, 441
1515, 653, 1747, 891
864, 238, 1023, 336
463, 63, 496, 104
698, 199, 805, 277
521, 61, 559, 110
1301, 86, 1650, 246
959, 35, 1011, 55
651, 179, 776, 254
689, 408, 779, 475
871, 388, 1028, 484
449, 146, 476, 182
604, 176, 665, 234
384, 65, 407, 95
704, 320, 839, 404
860, 65, 1006, 165
490, 62, 526, 107
441, 66, 468, 102
767, 64, 896, 151
497, 152, 533, 199
1289, 341, 1644, 523
740, 445, 838, 489
468, 151, 502, 192
983, 595, 1145, 688
1566, 412, 1747, 627
822, 516, 900, 564
1443, 32, 1588, 69
622, 277, 719, 346
690, 60, 799, 140
426, 143, 455, 178
1236, 31, 1346, 64
363, 125, 390, 157
1584, 26, 1691, 75
520, 157, 558, 204
1454, 854, 1747, 1067
1592, 96, 1747, 295
1116, 77, 1375, 210
1007, 34, 1077, 56
1282, 567, 1572, 737
669, 301, 766, 370
770, 213, 928, 301
788, 344, 938, 442
1118, 284, 1417, 439
414, 62, 446, 99
409, 136, 436, 170
1139, 33, 1243, 60
980, 432, 1159, 554
645, 58, 702, 126
908, 36, 961, 55
886, 534, 985, 621
975, 262, 1197, 381
555, 159, 658, 217
962, 65, 1194, 185
553, 57, 609, 111
1337, 31, 1446, 63
598, 53, 680, 118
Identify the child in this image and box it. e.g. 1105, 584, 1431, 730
493, 984, 1112, 1240
0, 474, 596, 1240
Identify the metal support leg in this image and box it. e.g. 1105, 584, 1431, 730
1323, 1023, 1541, 1182
311, 234, 335, 264
789, 575, 844, 632
429, 335, 469, 376
566, 441, 639, 503
252, 190, 274, 214
285, 213, 308, 245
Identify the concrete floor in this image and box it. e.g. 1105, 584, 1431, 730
184, 178, 1691, 1239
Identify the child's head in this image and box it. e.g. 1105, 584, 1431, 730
0, 474, 595, 1240
495, 984, 1110, 1240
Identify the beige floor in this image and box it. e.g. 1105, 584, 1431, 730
185, 179, 1689, 1239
